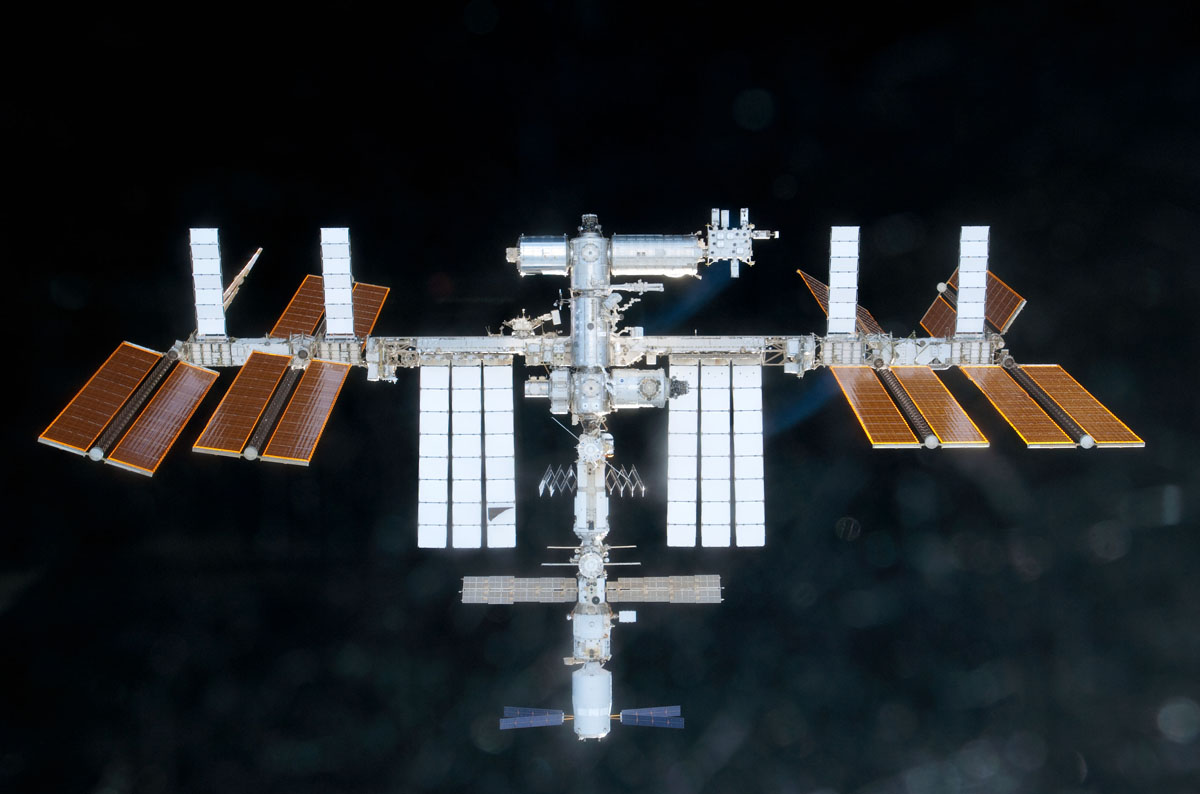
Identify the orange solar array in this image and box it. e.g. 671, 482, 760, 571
920, 295, 957, 337
268, 274, 325, 338
944, 269, 1025, 333
261, 360, 351, 465
1020, 365, 1143, 447
959, 366, 1074, 448
830, 366, 920, 448
193, 352, 292, 456
39, 342, 162, 454
891, 366, 988, 447
107, 363, 219, 476
352, 282, 390, 338
797, 270, 884, 334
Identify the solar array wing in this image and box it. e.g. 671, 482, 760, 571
499, 711, 564, 730
607, 576, 722, 604
39, 342, 163, 455
619, 713, 685, 729
1019, 365, 1143, 447
666, 359, 699, 547
919, 295, 957, 338
268, 274, 325, 338
106, 363, 219, 476
891, 366, 988, 447
352, 283, 390, 338
620, 706, 682, 717
797, 270, 883, 334
959, 366, 1075, 447
461, 577, 577, 604
983, 272, 1026, 333
193, 352, 292, 456
261, 360, 351, 464
797, 270, 830, 315
503, 707, 562, 717
947, 267, 1026, 333
829, 367, 921, 448
417, 364, 450, 548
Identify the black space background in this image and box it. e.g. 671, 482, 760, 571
4, 4, 1199, 793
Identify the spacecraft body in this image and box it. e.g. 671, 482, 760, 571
39, 209, 1142, 740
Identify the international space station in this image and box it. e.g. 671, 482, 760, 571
39, 209, 1142, 740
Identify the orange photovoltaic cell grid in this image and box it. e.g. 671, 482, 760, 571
107, 363, 219, 476
352, 282, 390, 338
982, 273, 1026, 333
959, 366, 1075, 448
944, 268, 1026, 333
796, 270, 884, 334
920, 295, 957, 337
268, 274, 325, 338
891, 366, 988, 447
39, 342, 162, 454
1020, 365, 1143, 447
261, 360, 351, 465
830, 366, 921, 448
193, 352, 292, 456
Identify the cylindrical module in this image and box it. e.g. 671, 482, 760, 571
572, 662, 612, 740
512, 235, 569, 276
610, 234, 703, 277
572, 297, 608, 368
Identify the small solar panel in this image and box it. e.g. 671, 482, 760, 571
607, 576, 722, 604
193, 352, 291, 456
268, 274, 325, 338
461, 576, 577, 604
503, 707, 561, 717
1020, 365, 1143, 447
40, 342, 163, 455
352, 283, 390, 338
829, 367, 921, 448
946, 268, 1026, 333
499, 711, 564, 730
619, 713, 685, 729
620, 706, 682, 717
106, 363, 219, 476
891, 366, 988, 447
798, 270, 883, 334
261, 360, 351, 465
920, 295, 958, 338
959, 366, 1075, 448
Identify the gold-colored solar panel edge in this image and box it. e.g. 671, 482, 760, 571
1020, 365, 1144, 448
38, 341, 163, 454
891, 366, 989, 448
192, 351, 292, 457
797, 270, 829, 315
260, 360, 352, 465
959, 365, 1075, 448
105, 362, 220, 476
830, 366, 921, 448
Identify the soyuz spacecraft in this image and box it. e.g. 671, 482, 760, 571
39, 209, 1142, 740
